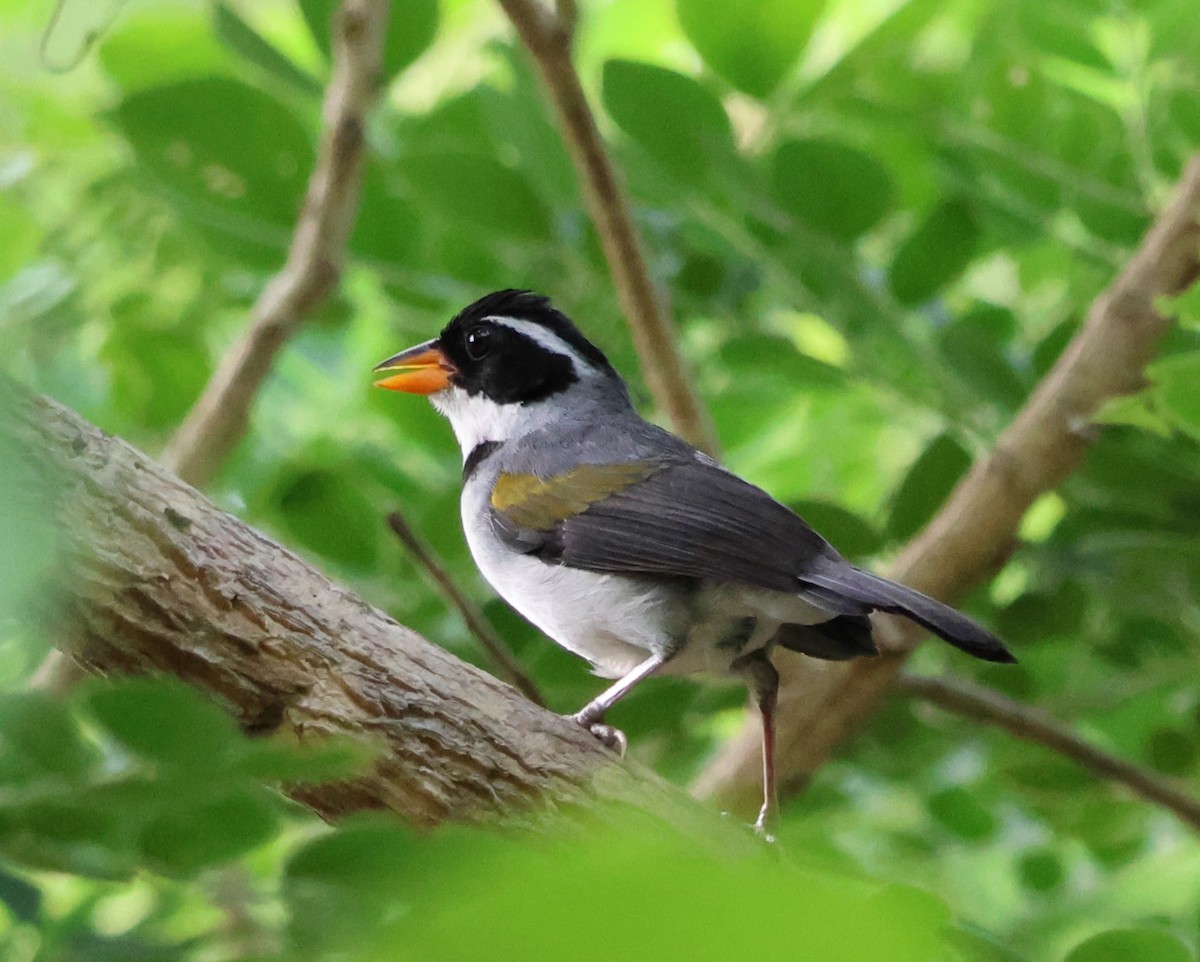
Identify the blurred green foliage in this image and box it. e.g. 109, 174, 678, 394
2, 0, 1200, 958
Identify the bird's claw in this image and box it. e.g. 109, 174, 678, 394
568, 713, 628, 756
753, 804, 778, 844
588, 723, 628, 756
752, 817, 777, 844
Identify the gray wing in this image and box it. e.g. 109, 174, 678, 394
491, 457, 1015, 663
493, 459, 847, 596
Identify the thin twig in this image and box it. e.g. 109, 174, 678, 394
386, 511, 545, 706
898, 673, 1200, 832
552, 0, 577, 38
161, 0, 390, 488
496, 0, 719, 456
693, 153, 1200, 812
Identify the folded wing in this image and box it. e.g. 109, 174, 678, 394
491, 458, 1013, 663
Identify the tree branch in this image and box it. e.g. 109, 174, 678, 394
496, 0, 718, 455
6, 380, 728, 834
385, 510, 544, 706
161, 0, 389, 489
897, 673, 1200, 832
693, 153, 1200, 812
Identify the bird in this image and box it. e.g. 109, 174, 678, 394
374, 289, 1014, 836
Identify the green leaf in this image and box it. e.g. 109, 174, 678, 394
480, 52, 578, 205
996, 582, 1087, 644
398, 88, 494, 155
0, 695, 94, 783
287, 824, 415, 888
298, 0, 438, 80
398, 152, 551, 241
138, 789, 278, 875
863, 884, 951, 960
214, 4, 321, 96
97, 10, 228, 91
1040, 57, 1134, 113
1076, 193, 1148, 246
388, 825, 956, 962
87, 678, 242, 771
109, 76, 313, 245
1018, 6, 1110, 69
1148, 351, 1200, 438
1064, 929, 1191, 962
0, 870, 42, 923
601, 60, 734, 182
1016, 849, 1064, 892
927, 787, 997, 841
22, 802, 121, 848
677, 0, 824, 98
0, 193, 40, 282
350, 162, 421, 266
888, 200, 979, 305
275, 468, 380, 570
1099, 616, 1186, 668
1032, 318, 1076, 378
887, 433, 971, 541
0, 426, 58, 623
719, 333, 846, 391
0, 803, 135, 880
1074, 801, 1148, 868
1091, 393, 1172, 437
1157, 278, 1200, 332
285, 823, 417, 953
1006, 758, 1091, 793
1146, 727, 1196, 775
232, 738, 370, 784
949, 925, 1037, 962
937, 306, 1027, 410
789, 500, 883, 559
770, 139, 892, 241
101, 326, 211, 430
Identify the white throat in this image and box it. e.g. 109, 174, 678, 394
430, 386, 552, 459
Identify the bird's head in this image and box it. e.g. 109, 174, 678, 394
374, 290, 629, 456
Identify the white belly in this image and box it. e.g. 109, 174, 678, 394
462, 486, 682, 678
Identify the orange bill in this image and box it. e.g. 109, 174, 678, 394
373, 340, 455, 394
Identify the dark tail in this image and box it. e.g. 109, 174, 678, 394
799, 561, 1015, 664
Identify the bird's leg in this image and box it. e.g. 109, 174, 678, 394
734, 651, 780, 841
569, 652, 668, 756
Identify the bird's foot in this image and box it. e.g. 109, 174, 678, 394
752, 820, 777, 844
568, 713, 628, 757
753, 805, 778, 844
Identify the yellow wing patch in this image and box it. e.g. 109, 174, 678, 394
491, 462, 659, 530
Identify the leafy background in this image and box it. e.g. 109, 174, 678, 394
2, 0, 1200, 958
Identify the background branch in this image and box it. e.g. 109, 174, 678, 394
33, 0, 390, 695
897, 673, 1200, 832
161, 0, 389, 488
386, 510, 544, 706
693, 153, 1200, 812
497, 0, 718, 455
6, 380, 730, 835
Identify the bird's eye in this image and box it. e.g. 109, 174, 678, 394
465, 325, 494, 361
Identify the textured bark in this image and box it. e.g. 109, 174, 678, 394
694, 154, 1200, 812
5, 382, 702, 830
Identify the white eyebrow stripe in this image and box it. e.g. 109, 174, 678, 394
488, 315, 598, 374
